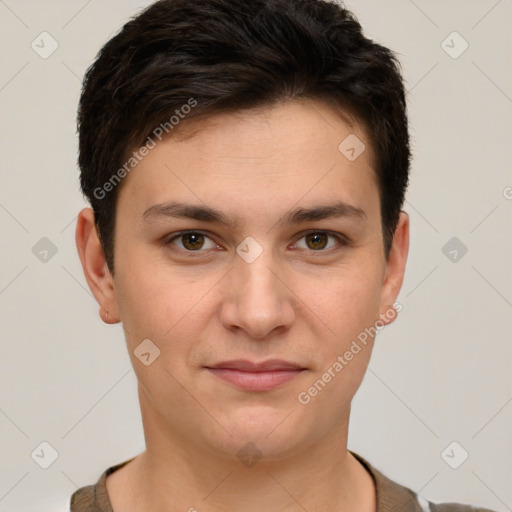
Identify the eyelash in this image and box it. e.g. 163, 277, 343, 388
165, 230, 349, 257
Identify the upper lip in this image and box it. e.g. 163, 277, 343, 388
206, 359, 304, 372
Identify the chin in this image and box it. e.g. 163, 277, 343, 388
203, 407, 311, 463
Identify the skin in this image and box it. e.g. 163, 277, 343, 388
76, 97, 409, 512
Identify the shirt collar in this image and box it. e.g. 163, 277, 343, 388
74, 451, 425, 512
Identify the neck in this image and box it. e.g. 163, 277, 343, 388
108, 394, 376, 512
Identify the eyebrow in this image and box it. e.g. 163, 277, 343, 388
141, 200, 367, 229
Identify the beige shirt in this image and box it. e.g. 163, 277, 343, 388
69, 451, 496, 512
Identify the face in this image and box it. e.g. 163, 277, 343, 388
78, 98, 408, 463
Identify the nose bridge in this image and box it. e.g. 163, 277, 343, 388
240, 250, 279, 301
221, 237, 294, 338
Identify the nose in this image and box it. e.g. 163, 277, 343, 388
220, 249, 295, 340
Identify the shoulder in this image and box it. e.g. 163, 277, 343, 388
70, 483, 98, 511
349, 451, 498, 512
69, 458, 135, 512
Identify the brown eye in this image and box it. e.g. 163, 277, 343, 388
181, 233, 205, 250
294, 231, 346, 252
305, 232, 328, 250
167, 231, 217, 252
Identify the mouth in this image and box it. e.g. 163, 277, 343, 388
204, 359, 306, 391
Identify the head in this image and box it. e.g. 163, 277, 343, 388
76, 0, 410, 462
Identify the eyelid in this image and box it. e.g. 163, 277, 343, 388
165, 230, 220, 252
292, 229, 349, 252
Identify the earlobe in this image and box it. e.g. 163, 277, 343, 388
75, 207, 120, 323
377, 211, 410, 326
99, 305, 119, 325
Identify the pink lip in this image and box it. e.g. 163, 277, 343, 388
206, 359, 306, 391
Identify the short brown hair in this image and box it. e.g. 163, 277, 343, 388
77, 0, 410, 274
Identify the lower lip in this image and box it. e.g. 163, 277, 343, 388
207, 368, 304, 391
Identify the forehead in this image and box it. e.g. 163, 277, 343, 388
171, 98, 374, 163
116, 98, 379, 224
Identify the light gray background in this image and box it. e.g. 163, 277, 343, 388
0, 1, 511, 511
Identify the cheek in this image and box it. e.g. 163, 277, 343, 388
303, 265, 383, 348
116, 256, 202, 332
115, 271, 207, 402
114, 262, 221, 383
295, 271, 380, 415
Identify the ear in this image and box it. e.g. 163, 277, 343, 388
377, 211, 409, 326
75, 207, 120, 324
